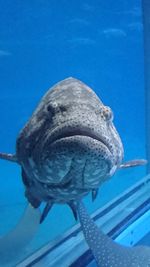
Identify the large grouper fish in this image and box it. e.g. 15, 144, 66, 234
0, 77, 149, 266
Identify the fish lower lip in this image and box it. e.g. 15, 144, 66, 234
49, 130, 110, 151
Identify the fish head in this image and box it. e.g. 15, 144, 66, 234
17, 78, 124, 203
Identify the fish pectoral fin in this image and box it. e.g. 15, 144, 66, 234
0, 152, 18, 163
40, 202, 53, 224
119, 159, 147, 169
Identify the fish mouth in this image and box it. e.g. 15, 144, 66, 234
46, 126, 111, 154
33, 126, 116, 190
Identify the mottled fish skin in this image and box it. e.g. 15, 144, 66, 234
77, 201, 150, 267
0, 78, 148, 266
16, 77, 123, 206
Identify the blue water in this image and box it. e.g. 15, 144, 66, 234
0, 0, 146, 265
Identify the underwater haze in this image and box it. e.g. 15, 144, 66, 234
0, 0, 146, 265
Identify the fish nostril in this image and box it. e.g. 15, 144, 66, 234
47, 104, 55, 116
59, 105, 67, 112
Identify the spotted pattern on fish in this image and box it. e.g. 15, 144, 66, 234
0, 78, 148, 266
16, 77, 123, 207
77, 201, 150, 267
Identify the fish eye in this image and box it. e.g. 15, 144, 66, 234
103, 106, 114, 121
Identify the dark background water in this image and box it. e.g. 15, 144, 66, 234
0, 0, 146, 261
